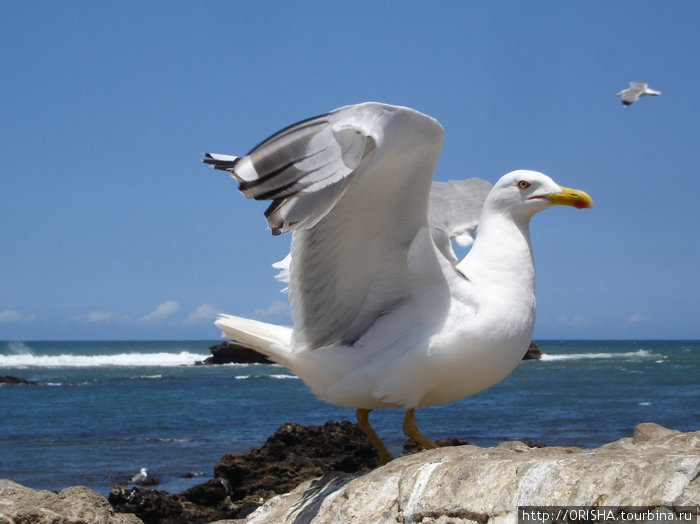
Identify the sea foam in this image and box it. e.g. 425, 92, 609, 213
539, 349, 657, 362
0, 351, 206, 368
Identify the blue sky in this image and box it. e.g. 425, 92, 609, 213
1, 2, 698, 340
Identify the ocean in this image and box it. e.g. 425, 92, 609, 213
1, 340, 698, 497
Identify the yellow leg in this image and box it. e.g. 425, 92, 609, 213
356, 408, 394, 465
402, 408, 438, 450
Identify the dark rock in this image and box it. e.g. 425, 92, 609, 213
138, 477, 160, 487
109, 420, 378, 523
401, 436, 469, 455
180, 479, 227, 506
523, 440, 547, 448
214, 420, 377, 501
108, 486, 184, 524
522, 341, 543, 360
197, 341, 272, 365
0, 375, 46, 385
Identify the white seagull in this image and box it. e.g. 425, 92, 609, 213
204, 102, 593, 464
616, 82, 662, 106
129, 467, 148, 484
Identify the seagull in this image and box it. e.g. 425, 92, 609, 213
616, 82, 661, 106
129, 467, 148, 484
204, 102, 593, 465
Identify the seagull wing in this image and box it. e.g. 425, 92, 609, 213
429, 178, 492, 263
206, 102, 446, 350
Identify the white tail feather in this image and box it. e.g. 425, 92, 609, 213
215, 314, 293, 365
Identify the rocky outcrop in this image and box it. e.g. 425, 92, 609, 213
522, 341, 543, 360
108, 484, 229, 524
108, 420, 469, 523
0, 375, 46, 385
196, 341, 272, 365
3, 423, 697, 524
247, 423, 700, 523
109, 420, 378, 522
0, 479, 143, 524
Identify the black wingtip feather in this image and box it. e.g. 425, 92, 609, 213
202, 153, 238, 170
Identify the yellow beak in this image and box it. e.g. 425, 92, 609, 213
545, 186, 594, 209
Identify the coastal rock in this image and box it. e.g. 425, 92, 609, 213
197, 341, 272, 365
108, 485, 227, 524
522, 341, 543, 360
246, 422, 700, 523
0, 375, 46, 385
108, 420, 379, 522
108, 421, 471, 523
214, 420, 377, 499
0, 479, 142, 524
5, 423, 698, 523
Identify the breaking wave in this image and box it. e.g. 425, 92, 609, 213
539, 349, 659, 362
0, 351, 206, 368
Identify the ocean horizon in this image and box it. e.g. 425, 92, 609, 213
1, 339, 698, 497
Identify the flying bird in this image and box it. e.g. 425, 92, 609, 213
616, 82, 661, 106
203, 102, 593, 465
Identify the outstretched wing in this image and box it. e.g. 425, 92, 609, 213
429, 178, 493, 264
615, 82, 649, 105
205, 102, 446, 350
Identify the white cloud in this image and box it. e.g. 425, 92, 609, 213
0, 310, 23, 323
184, 304, 218, 324
627, 313, 643, 323
85, 311, 117, 323
144, 301, 180, 321
253, 300, 290, 319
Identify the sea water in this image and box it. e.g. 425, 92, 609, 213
0, 340, 698, 497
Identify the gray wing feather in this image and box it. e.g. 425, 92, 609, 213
205, 113, 375, 235
429, 178, 492, 262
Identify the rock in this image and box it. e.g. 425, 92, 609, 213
246, 423, 700, 523
0, 479, 142, 524
400, 436, 469, 455
0, 375, 46, 385
197, 341, 272, 365
214, 420, 378, 501
109, 420, 378, 522
108, 485, 213, 524
632, 421, 683, 442
138, 476, 160, 486
522, 341, 543, 360
4, 422, 698, 523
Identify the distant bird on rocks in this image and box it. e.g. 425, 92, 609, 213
616, 82, 661, 106
130, 468, 148, 484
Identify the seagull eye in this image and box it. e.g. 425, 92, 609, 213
518, 180, 531, 189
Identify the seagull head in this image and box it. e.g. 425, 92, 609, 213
485, 170, 593, 221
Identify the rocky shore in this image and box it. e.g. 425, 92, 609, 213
1, 422, 697, 524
